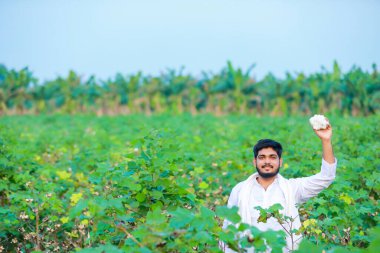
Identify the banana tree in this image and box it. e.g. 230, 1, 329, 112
0, 65, 36, 114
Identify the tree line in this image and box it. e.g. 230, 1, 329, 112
1, 62, 379, 116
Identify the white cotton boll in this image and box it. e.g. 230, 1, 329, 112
309, 114, 329, 130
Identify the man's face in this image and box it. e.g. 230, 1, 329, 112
253, 147, 282, 178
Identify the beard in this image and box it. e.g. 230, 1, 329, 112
256, 164, 280, 178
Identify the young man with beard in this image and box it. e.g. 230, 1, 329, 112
221, 121, 337, 252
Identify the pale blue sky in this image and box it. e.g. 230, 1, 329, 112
1, 0, 379, 81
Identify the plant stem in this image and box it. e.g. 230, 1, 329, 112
117, 224, 146, 248
35, 207, 41, 250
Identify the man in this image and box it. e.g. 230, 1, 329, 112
222, 120, 337, 252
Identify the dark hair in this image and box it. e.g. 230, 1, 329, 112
253, 139, 283, 158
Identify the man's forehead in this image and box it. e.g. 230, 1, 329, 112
257, 147, 277, 155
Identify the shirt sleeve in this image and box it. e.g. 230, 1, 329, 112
226, 182, 242, 208
291, 158, 337, 204
222, 182, 243, 229
220, 183, 243, 253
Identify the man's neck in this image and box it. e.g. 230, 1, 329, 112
256, 176, 276, 190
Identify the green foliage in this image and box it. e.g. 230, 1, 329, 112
0, 115, 378, 252
1, 62, 380, 115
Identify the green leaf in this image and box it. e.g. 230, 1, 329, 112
151, 190, 163, 199
215, 206, 241, 224
136, 193, 146, 202
294, 240, 325, 253
257, 213, 268, 223
146, 208, 166, 225
316, 206, 329, 215
76, 244, 123, 253
268, 203, 284, 212
137, 247, 153, 253
199, 206, 214, 220
69, 199, 89, 218
129, 183, 142, 191
199, 181, 209, 189
169, 207, 194, 229
367, 226, 380, 253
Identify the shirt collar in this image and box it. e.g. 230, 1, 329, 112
254, 174, 280, 186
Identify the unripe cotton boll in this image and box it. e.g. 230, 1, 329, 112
309, 114, 329, 130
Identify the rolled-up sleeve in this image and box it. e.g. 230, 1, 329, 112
320, 158, 337, 178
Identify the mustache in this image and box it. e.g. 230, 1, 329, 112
261, 163, 273, 168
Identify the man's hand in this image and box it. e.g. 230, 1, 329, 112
313, 120, 332, 141
312, 117, 335, 163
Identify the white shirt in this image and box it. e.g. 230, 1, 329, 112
249, 177, 286, 232
222, 158, 337, 252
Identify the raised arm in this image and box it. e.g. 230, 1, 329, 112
313, 117, 334, 164
291, 117, 337, 203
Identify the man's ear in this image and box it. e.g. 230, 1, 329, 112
280, 158, 283, 167
253, 158, 257, 166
